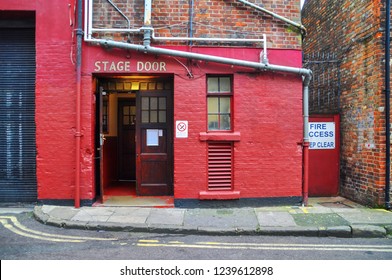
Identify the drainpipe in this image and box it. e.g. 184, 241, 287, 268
385, 0, 391, 210
143, 0, 152, 46
75, 0, 83, 208
303, 75, 311, 207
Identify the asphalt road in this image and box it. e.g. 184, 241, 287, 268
1, 211, 392, 260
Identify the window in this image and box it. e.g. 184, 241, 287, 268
207, 76, 232, 130
141, 96, 167, 123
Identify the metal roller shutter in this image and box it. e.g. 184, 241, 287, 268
0, 26, 37, 202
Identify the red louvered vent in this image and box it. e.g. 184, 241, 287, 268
208, 142, 233, 190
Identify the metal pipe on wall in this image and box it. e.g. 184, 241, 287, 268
236, 0, 307, 35
75, 0, 83, 208
385, 0, 391, 210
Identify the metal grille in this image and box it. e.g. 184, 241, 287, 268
303, 52, 341, 114
208, 142, 232, 190
0, 27, 37, 202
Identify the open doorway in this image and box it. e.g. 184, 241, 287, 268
94, 76, 174, 206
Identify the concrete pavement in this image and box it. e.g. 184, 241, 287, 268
28, 197, 392, 238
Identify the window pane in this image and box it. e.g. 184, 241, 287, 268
207, 77, 219, 92
130, 106, 136, 115
220, 114, 231, 130
150, 97, 158, 110
150, 111, 158, 123
220, 77, 231, 92
124, 106, 129, 115
220, 97, 231, 113
123, 116, 129, 125
208, 115, 219, 130
142, 97, 149, 110
140, 82, 148, 90
142, 111, 149, 123
208, 97, 219, 113
159, 97, 166, 110
159, 110, 166, 123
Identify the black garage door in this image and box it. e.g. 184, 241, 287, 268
0, 21, 37, 202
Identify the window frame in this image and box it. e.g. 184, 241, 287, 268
206, 76, 233, 131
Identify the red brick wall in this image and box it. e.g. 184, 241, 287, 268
172, 66, 303, 199
1, 0, 303, 203
92, 0, 302, 49
83, 47, 303, 200
302, 0, 390, 206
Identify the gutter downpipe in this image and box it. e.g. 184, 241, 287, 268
303, 75, 311, 207
385, 0, 391, 210
75, 0, 83, 208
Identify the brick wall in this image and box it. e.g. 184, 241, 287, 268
92, 0, 302, 49
302, 0, 390, 206
0, 0, 304, 203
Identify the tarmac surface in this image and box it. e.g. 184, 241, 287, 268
20, 197, 391, 238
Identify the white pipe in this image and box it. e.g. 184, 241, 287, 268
84, 0, 89, 40
91, 27, 142, 33
88, 0, 93, 40
262, 34, 268, 64
237, 0, 307, 35
151, 30, 266, 44
107, 0, 131, 30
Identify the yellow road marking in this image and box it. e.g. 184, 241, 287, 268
195, 241, 392, 249
301, 207, 309, 214
139, 239, 160, 243
0, 216, 117, 242
0, 219, 83, 243
137, 240, 392, 253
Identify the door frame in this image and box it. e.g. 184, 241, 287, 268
95, 76, 174, 199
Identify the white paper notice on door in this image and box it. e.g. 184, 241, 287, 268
146, 129, 159, 146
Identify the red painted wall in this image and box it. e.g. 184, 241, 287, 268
1, 0, 303, 202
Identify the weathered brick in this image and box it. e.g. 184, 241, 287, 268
303, 0, 391, 207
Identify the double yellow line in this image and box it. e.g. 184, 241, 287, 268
0, 216, 117, 243
137, 240, 392, 252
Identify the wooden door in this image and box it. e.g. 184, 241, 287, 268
136, 89, 173, 196
118, 99, 136, 181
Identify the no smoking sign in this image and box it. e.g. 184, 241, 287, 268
176, 120, 188, 138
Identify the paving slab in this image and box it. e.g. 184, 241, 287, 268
45, 206, 79, 220
300, 206, 334, 214
337, 209, 392, 225
351, 225, 387, 238
256, 211, 297, 227
184, 208, 258, 228
107, 208, 151, 224
71, 207, 115, 223
292, 213, 350, 227
146, 208, 185, 225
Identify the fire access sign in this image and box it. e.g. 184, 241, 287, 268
308, 122, 335, 149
